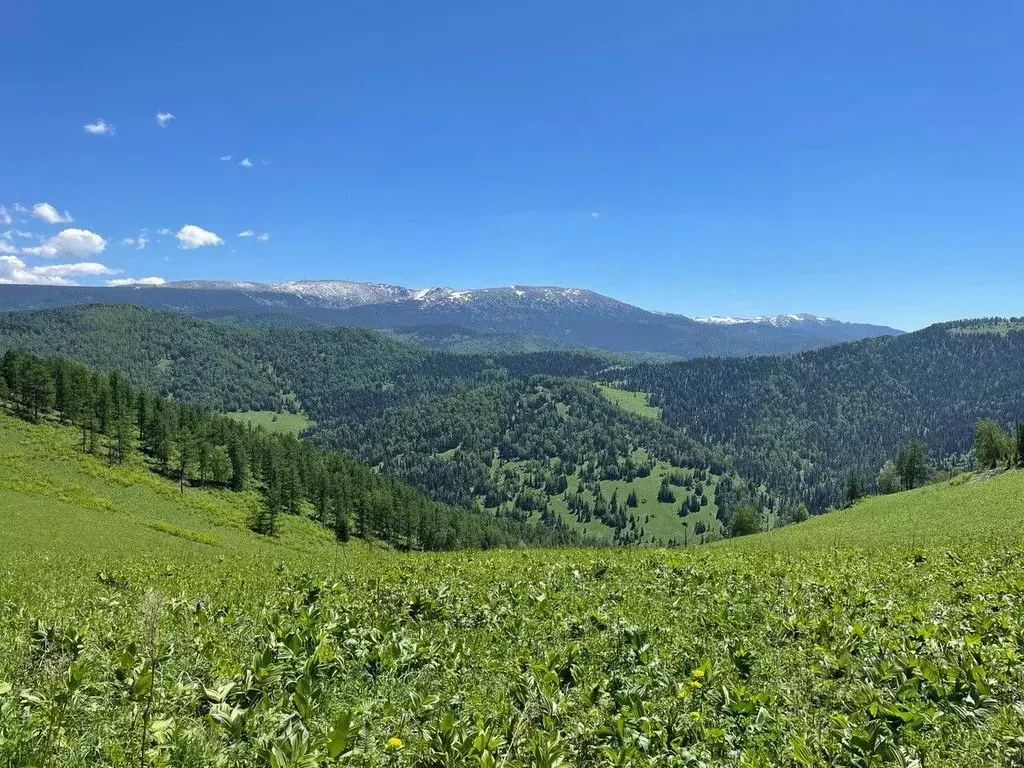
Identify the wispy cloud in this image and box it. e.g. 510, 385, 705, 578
32, 202, 73, 225
155, 112, 175, 127
590, 212, 600, 218
156, 228, 171, 235
84, 119, 115, 135
237, 230, 255, 237
23, 228, 107, 258
238, 157, 253, 168
120, 232, 149, 249
108, 276, 166, 287
257, 232, 269, 242
176, 224, 223, 250
0, 206, 11, 225
219, 155, 233, 162
12, 203, 28, 214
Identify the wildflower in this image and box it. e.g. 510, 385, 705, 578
387, 737, 404, 750
691, 668, 705, 679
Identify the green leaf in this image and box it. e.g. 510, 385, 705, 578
789, 734, 813, 767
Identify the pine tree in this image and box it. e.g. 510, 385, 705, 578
228, 440, 248, 491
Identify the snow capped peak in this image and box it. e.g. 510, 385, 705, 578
692, 316, 751, 325
163, 279, 857, 331
693, 313, 840, 328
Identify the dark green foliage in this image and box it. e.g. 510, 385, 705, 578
614, 322, 1024, 511
656, 479, 675, 504
973, 418, 1013, 469
895, 441, 928, 490
844, 468, 866, 506
876, 460, 901, 495
0, 305, 757, 543
730, 505, 761, 537
0, 348, 574, 551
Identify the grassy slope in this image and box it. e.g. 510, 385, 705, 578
225, 409, 314, 435
543, 457, 720, 544
3, 411, 1024, 765
596, 383, 662, 420
729, 471, 1024, 551
0, 411, 342, 580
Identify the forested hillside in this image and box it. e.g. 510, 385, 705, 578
614, 319, 1024, 512
0, 348, 572, 549
0, 305, 756, 543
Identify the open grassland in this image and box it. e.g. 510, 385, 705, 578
729, 470, 1024, 551
541, 457, 719, 544
225, 409, 314, 435
2, 413, 1024, 766
596, 384, 662, 420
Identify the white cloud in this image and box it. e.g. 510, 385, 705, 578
84, 119, 115, 135
4, 229, 33, 239
12, 203, 28, 214
238, 157, 253, 167
156, 228, 171, 235
120, 234, 149, 250
590, 212, 600, 218
0, 254, 118, 286
32, 202, 73, 224
23, 228, 107, 258
0, 206, 11, 225
155, 112, 175, 127
237, 229, 255, 237
176, 224, 223, 250
108, 276, 166, 287
219, 155, 233, 162
257, 232, 269, 242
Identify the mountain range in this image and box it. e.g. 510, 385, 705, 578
0, 279, 903, 358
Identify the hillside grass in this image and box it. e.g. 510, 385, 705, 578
225, 409, 314, 435
3, 411, 1024, 765
728, 469, 1024, 551
542, 458, 719, 544
596, 383, 662, 420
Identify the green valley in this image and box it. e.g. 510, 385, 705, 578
2, 407, 1024, 766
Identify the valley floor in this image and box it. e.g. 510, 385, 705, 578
2, 412, 1024, 766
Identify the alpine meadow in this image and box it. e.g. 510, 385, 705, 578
6, 2, 1024, 766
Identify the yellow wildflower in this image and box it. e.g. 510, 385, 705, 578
387, 737, 404, 750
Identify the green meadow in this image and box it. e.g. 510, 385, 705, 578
2, 411, 1024, 766
225, 409, 314, 436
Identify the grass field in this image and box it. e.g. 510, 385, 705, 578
492, 450, 719, 545
2, 411, 1024, 766
596, 384, 662, 420
730, 470, 1024, 551
225, 409, 314, 435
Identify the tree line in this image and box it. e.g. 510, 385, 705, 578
613, 321, 1024, 515
0, 348, 579, 551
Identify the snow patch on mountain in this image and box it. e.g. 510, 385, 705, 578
695, 313, 837, 328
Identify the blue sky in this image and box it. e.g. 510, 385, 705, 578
3, 1, 1023, 329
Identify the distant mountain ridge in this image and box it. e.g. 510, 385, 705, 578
0, 279, 903, 358
694, 312, 837, 328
